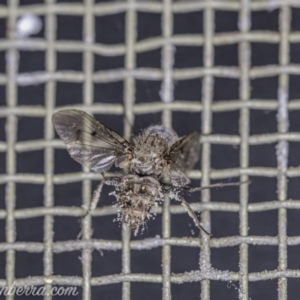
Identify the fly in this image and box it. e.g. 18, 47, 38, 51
53, 109, 245, 235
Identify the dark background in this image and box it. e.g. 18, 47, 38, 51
1, 1, 300, 299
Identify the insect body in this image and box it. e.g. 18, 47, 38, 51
53, 109, 207, 234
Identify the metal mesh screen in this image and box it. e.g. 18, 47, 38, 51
1, 0, 300, 299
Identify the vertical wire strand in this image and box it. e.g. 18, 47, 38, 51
82, 0, 94, 299
44, 1, 56, 299
238, 1, 251, 299
277, 4, 290, 300
122, 0, 137, 298
200, 1, 214, 299
161, 0, 173, 299
5, 1, 18, 299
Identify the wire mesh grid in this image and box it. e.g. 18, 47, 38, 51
1, 0, 300, 299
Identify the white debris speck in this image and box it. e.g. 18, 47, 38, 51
17, 14, 42, 38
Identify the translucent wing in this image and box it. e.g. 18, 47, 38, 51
167, 132, 201, 186
52, 109, 131, 172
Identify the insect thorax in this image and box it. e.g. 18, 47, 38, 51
130, 132, 170, 176
115, 174, 163, 231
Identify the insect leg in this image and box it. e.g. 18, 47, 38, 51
83, 179, 106, 218
186, 180, 250, 193
172, 193, 212, 236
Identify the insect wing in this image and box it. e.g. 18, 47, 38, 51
167, 132, 200, 186
52, 109, 131, 172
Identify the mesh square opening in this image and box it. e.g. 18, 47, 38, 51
291, 8, 300, 31
57, 15, 83, 40
18, 117, 44, 141
290, 43, 300, 64
56, 81, 83, 106
95, 13, 125, 44
15, 252, 43, 278
19, 0, 44, 4
287, 209, 300, 236
18, 84, 45, 105
288, 142, 300, 167
289, 109, 300, 136
251, 43, 279, 66
0, 153, 4, 174
173, 11, 203, 34
288, 245, 300, 269
19, 50, 45, 72
57, 0, 82, 2
57, 52, 83, 71
0, 117, 5, 141
211, 144, 239, 169
132, 247, 161, 274
213, 77, 239, 101
172, 246, 199, 273
54, 148, 82, 174
0, 51, 5, 73
251, 9, 279, 31
16, 217, 44, 242
137, 12, 161, 41
54, 251, 82, 276
0, 184, 4, 208
249, 177, 277, 203
251, 76, 278, 99
92, 285, 121, 300
211, 281, 241, 300
212, 110, 239, 135
54, 216, 81, 241
0, 252, 5, 278
211, 211, 239, 237
172, 283, 200, 300
174, 78, 202, 101
135, 79, 161, 103
289, 75, 300, 100
249, 144, 277, 167
54, 182, 82, 207
16, 183, 44, 209
172, 111, 201, 137
92, 249, 122, 276
288, 278, 300, 300
250, 109, 277, 134
132, 283, 162, 300
288, 177, 300, 200
0, 85, 5, 106
171, 213, 200, 238
248, 210, 278, 236
249, 245, 278, 272
174, 46, 203, 68
94, 81, 123, 104
0, 219, 4, 242
94, 54, 124, 71
249, 280, 277, 299
211, 246, 239, 272
215, 44, 238, 66
0, 18, 6, 38
215, 11, 238, 33
17, 150, 44, 173
136, 48, 161, 68
92, 215, 121, 240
